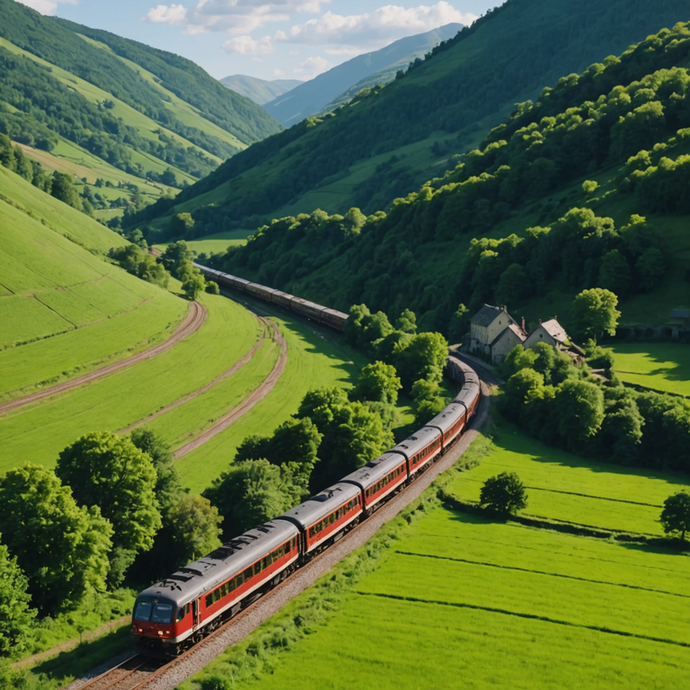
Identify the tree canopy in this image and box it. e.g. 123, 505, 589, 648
0, 465, 112, 614
479, 472, 528, 517
660, 492, 690, 540
571, 288, 621, 341
0, 536, 35, 658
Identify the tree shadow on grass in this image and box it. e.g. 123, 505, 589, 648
30, 627, 131, 686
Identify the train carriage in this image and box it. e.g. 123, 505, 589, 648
341, 453, 407, 512
276, 483, 362, 555
320, 308, 349, 332
247, 282, 278, 301
425, 403, 468, 450
132, 520, 300, 654
392, 426, 443, 478
271, 290, 294, 310
290, 297, 326, 322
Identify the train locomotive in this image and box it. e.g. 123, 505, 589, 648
131, 269, 481, 656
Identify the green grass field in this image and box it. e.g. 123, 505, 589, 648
0, 293, 261, 473
446, 424, 689, 535
611, 342, 690, 397
155, 229, 252, 257
175, 309, 368, 493
0, 168, 189, 397
182, 505, 689, 690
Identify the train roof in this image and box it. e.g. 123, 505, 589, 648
247, 282, 278, 295
291, 297, 326, 312
425, 402, 466, 433
391, 426, 442, 459
136, 519, 299, 606
276, 482, 361, 530
321, 307, 349, 320
272, 290, 293, 302
340, 453, 406, 492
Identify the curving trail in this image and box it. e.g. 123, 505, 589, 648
173, 319, 288, 459
0, 301, 207, 416
119, 317, 268, 434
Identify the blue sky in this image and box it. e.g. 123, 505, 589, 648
17, 0, 500, 81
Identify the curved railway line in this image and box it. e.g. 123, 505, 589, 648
68, 376, 492, 690
0, 301, 207, 416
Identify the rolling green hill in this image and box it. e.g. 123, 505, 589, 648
0, 0, 281, 219
204, 21, 690, 334
130, 0, 690, 237
0, 164, 187, 400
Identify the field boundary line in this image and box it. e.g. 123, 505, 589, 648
119, 316, 268, 434
394, 550, 690, 598
355, 592, 690, 648
172, 318, 288, 459
0, 300, 206, 416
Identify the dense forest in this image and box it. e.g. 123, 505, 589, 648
193, 22, 690, 334
129, 0, 690, 232
0, 0, 281, 184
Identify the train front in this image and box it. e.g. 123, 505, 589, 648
131, 589, 190, 656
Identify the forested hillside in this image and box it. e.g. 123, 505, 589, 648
204, 22, 690, 335
129, 0, 690, 235
0, 0, 281, 220
264, 24, 461, 127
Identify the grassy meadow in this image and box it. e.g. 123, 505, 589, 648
180, 416, 690, 690
176, 309, 368, 493
0, 293, 262, 473
155, 228, 253, 257
611, 342, 690, 397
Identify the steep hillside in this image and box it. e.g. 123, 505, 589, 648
206, 21, 690, 333
130, 0, 690, 236
0, 0, 281, 217
0, 164, 187, 399
220, 75, 302, 106
264, 24, 461, 127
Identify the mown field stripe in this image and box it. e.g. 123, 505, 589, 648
0, 300, 204, 416
395, 550, 690, 599
460, 474, 663, 508
355, 591, 690, 648
172, 319, 288, 459
118, 316, 267, 434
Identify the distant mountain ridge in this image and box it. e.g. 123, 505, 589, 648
220, 75, 302, 106
0, 0, 282, 217
130, 0, 690, 236
264, 24, 462, 126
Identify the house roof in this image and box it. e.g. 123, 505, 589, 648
490, 323, 526, 348
470, 304, 505, 327
539, 319, 569, 343
670, 308, 690, 319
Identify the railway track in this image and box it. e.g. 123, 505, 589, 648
78, 655, 166, 690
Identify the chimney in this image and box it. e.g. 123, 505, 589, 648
539, 318, 542, 325
521, 317, 526, 333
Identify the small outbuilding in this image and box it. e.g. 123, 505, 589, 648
668, 308, 690, 338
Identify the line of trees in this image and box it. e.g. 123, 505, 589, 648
0, 429, 222, 662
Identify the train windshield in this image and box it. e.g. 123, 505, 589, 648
151, 604, 173, 623
133, 600, 153, 621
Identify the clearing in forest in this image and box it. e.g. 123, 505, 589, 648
611, 342, 690, 397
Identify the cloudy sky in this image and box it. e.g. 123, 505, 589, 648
16, 0, 500, 81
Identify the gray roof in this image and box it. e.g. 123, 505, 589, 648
425, 403, 466, 435
276, 482, 361, 531
670, 308, 690, 319
391, 426, 441, 460
540, 319, 569, 343
137, 519, 299, 607
341, 453, 407, 493
470, 304, 504, 327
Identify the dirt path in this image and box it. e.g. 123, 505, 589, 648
0, 301, 207, 416
173, 319, 288, 459
119, 316, 268, 434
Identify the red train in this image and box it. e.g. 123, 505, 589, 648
131, 270, 481, 655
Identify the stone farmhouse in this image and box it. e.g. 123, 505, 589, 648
466, 304, 584, 365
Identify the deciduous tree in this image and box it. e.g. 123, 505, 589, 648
0, 536, 35, 657
479, 472, 527, 517
571, 288, 621, 341
660, 492, 690, 540
0, 465, 112, 614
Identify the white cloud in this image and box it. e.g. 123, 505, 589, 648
277, 2, 476, 50
144, 1, 330, 35
15, 0, 77, 14
294, 55, 330, 79
273, 69, 286, 77
222, 34, 274, 55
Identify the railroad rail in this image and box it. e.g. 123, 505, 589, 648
77, 654, 165, 690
